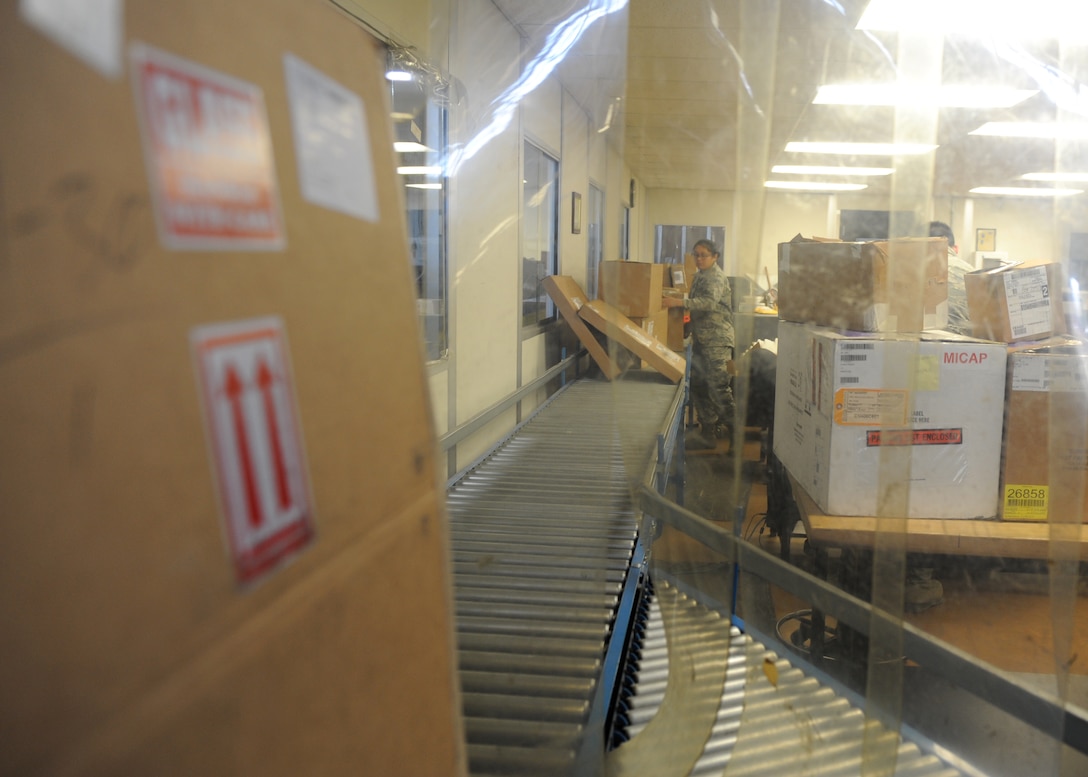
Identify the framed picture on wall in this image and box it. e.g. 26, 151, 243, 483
976, 228, 996, 252
571, 192, 582, 234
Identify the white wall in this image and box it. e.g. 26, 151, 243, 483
345, 0, 627, 471
643, 188, 735, 268
335, 0, 432, 52
446, 0, 523, 467
560, 89, 589, 287
759, 192, 840, 286
648, 187, 1088, 292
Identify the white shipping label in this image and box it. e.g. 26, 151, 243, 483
283, 53, 379, 222
1003, 266, 1052, 340
21, 0, 123, 78
1011, 357, 1048, 392
1048, 358, 1088, 392
835, 341, 880, 387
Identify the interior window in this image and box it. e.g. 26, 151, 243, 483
387, 47, 449, 361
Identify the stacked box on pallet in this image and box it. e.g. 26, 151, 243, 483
773, 235, 1008, 519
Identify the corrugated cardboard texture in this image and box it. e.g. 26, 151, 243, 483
1001, 345, 1088, 522
666, 308, 686, 351
543, 275, 622, 379
598, 260, 665, 318
966, 261, 1068, 342
667, 263, 691, 292
0, 2, 463, 774
579, 300, 685, 383
778, 237, 948, 332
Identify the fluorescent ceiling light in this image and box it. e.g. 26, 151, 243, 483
969, 186, 1083, 197
813, 84, 1037, 108
397, 166, 443, 176
390, 111, 415, 121
970, 122, 1088, 139
765, 181, 868, 192
857, 0, 1088, 39
406, 183, 443, 190
785, 141, 937, 155
1021, 172, 1088, 183
385, 70, 413, 82
394, 141, 435, 153
772, 164, 893, 176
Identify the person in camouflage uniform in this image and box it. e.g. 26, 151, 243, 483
662, 238, 736, 450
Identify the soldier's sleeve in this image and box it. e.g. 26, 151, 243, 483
685, 271, 726, 312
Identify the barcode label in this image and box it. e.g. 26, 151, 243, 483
840, 376, 861, 384
841, 354, 868, 362
1013, 325, 1027, 337
1007, 498, 1046, 508
841, 343, 875, 350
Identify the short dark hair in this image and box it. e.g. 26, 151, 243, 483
928, 221, 955, 247
692, 238, 720, 257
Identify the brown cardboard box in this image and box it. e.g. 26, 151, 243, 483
578, 300, 686, 383
667, 263, 691, 292
628, 309, 669, 367
966, 261, 1067, 343
543, 275, 622, 379
777, 236, 948, 332
661, 289, 687, 351
598, 260, 665, 318
1, 3, 464, 775
629, 309, 669, 343
667, 308, 687, 351
682, 253, 699, 286
1000, 340, 1088, 522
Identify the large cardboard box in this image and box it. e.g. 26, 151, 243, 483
598, 260, 665, 318
666, 308, 687, 351
667, 263, 692, 292
1, 3, 464, 775
629, 309, 669, 343
579, 300, 686, 383
778, 236, 948, 333
966, 261, 1067, 342
1001, 340, 1088, 522
542, 275, 622, 379
773, 321, 1007, 518
628, 309, 669, 368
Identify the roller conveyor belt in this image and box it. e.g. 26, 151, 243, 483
447, 377, 681, 776
610, 580, 970, 777
446, 378, 1052, 776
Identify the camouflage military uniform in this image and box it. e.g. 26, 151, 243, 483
685, 262, 736, 434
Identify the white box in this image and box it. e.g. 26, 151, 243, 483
773, 321, 1007, 518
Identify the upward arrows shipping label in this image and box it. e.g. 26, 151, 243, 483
192, 317, 315, 584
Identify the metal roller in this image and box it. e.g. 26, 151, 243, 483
447, 378, 681, 775
614, 583, 973, 777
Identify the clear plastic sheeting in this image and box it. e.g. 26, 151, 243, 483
387, 0, 1088, 774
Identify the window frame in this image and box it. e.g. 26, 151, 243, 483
520, 139, 561, 330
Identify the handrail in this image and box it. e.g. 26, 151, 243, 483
636, 485, 1088, 757
438, 349, 585, 453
